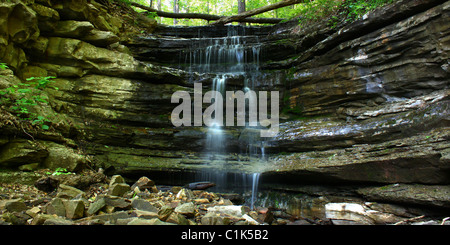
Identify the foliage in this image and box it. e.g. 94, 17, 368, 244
46, 167, 74, 176
296, 0, 395, 27
0, 74, 58, 130
111, 0, 396, 27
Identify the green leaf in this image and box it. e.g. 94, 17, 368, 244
41, 124, 49, 130
17, 88, 31, 93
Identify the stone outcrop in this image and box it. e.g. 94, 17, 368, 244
260, 0, 450, 185
0, 0, 448, 206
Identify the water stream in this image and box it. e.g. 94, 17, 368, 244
183, 26, 265, 207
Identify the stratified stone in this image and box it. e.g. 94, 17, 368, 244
108, 183, 130, 197
64, 199, 85, 219
103, 195, 131, 209
166, 212, 190, 225
201, 213, 231, 225
130, 176, 155, 192
174, 202, 195, 218
357, 184, 450, 209
131, 198, 158, 212
158, 205, 174, 221
57, 184, 86, 199
0, 140, 48, 168
5, 199, 28, 212
87, 197, 106, 216
109, 175, 125, 186
46, 197, 66, 217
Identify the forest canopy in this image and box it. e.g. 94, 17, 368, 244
115, 0, 396, 26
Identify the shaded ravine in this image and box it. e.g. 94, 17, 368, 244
0, 0, 448, 217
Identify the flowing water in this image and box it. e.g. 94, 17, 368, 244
182, 26, 265, 207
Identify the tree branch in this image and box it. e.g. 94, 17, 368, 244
130, 2, 285, 24
211, 0, 305, 25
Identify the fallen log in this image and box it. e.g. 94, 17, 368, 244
184, 181, 216, 190
130, 2, 285, 24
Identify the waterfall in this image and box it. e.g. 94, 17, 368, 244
205, 75, 226, 156
184, 26, 264, 206
250, 173, 261, 210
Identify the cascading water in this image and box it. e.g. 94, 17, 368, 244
205, 75, 226, 157
184, 26, 265, 208
250, 173, 261, 210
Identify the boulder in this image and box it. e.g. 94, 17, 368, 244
46, 197, 66, 217
325, 202, 407, 225
206, 205, 248, 217
176, 188, 194, 200
86, 197, 106, 216
103, 195, 131, 210
56, 184, 85, 199
31, 214, 59, 225
5, 199, 28, 212
201, 213, 231, 225
158, 205, 174, 221
64, 199, 85, 219
131, 198, 158, 212
108, 183, 130, 197
325, 203, 375, 225
52, 170, 106, 190
131, 210, 159, 220
166, 212, 190, 225
26, 207, 41, 218
18, 163, 40, 172
41, 141, 87, 172
174, 202, 195, 218
34, 176, 59, 193
2, 212, 27, 225
109, 175, 125, 186
130, 176, 155, 192
0, 140, 48, 168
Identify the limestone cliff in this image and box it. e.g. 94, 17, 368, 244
0, 0, 448, 191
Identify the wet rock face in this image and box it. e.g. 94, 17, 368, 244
0, 0, 448, 189
260, 0, 450, 185
282, 0, 449, 117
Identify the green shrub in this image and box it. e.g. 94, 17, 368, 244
297, 0, 396, 28
0, 74, 58, 130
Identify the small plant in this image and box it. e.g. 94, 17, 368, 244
297, 0, 396, 28
0, 75, 57, 130
146, 11, 158, 19
0, 63, 7, 78
46, 167, 74, 176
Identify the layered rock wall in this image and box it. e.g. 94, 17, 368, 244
0, 0, 448, 188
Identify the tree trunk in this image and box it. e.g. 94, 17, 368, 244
238, 0, 246, 13
173, 0, 179, 25
157, 0, 162, 22
130, 2, 286, 24
238, 0, 246, 25
211, 0, 304, 25
157, 0, 161, 10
